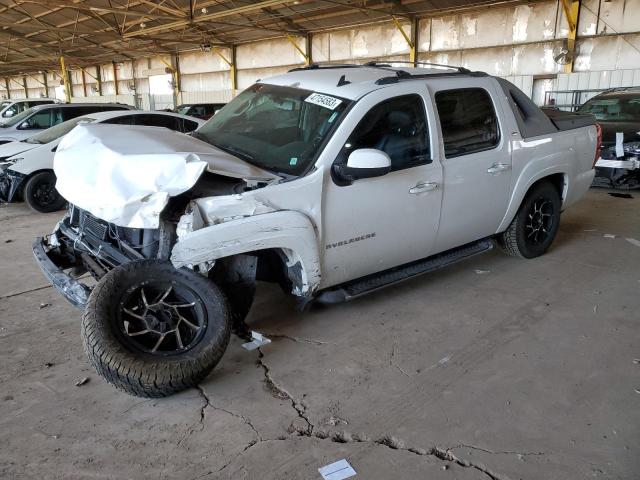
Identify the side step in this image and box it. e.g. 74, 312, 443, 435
315, 239, 493, 304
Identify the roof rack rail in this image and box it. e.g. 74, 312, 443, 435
364, 60, 471, 73
288, 63, 372, 72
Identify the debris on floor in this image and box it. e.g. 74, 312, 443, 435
474, 269, 491, 275
39, 303, 51, 309
4, 239, 12, 243
44, 362, 54, 368
318, 459, 356, 480
241, 331, 272, 351
625, 238, 640, 248
74, 377, 90, 387
603, 234, 617, 239
608, 192, 633, 199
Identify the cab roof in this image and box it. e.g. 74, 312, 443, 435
262, 63, 488, 100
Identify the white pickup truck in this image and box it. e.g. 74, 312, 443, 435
33, 63, 599, 398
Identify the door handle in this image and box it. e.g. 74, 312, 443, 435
409, 182, 438, 194
487, 163, 511, 174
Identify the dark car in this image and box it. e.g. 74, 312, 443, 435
578, 88, 640, 189
174, 103, 225, 120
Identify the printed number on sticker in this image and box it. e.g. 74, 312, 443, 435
305, 93, 342, 110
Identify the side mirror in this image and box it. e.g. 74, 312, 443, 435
335, 149, 392, 182
4, 110, 14, 118
19, 121, 29, 129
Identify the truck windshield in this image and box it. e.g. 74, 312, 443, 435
578, 95, 640, 121
195, 83, 350, 175
24, 117, 95, 144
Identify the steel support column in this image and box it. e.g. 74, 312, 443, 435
81, 68, 87, 97
113, 61, 119, 96
392, 16, 416, 66
561, 0, 581, 73
22, 76, 28, 98
286, 34, 310, 66
59, 56, 71, 103
43, 72, 49, 97
213, 46, 236, 92
95, 66, 103, 96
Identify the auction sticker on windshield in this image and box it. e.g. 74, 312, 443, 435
305, 93, 342, 110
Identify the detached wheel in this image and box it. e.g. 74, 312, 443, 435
498, 181, 561, 258
82, 260, 231, 398
24, 171, 66, 213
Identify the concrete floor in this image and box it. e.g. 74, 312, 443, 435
0, 188, 638, 480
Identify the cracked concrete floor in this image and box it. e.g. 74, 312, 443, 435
1, 188, 639, 480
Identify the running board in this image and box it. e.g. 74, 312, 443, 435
315, 239, 493, 304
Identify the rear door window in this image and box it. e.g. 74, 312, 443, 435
435, 88, 500, 158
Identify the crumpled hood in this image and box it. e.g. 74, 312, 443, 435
54, 124, 278, 229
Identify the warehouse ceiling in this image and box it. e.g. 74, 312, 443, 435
0, 0, 545, 76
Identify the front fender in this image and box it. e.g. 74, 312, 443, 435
170, 210, 321, 296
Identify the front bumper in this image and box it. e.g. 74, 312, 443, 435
32, 236, 90, 308
595, 157, 639, 170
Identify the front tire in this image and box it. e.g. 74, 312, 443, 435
498, 181, 561, 258
23, 171, 66, 213
82, 260, 231, 398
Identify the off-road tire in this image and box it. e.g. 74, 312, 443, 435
23, 171, 66, 213
82, 259, 231, 398
498, 181, 561, 258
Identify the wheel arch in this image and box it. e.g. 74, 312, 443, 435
497, 170, 568, 233
170, 210, 321, 297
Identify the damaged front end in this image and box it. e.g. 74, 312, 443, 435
594, 142, 640, 189
0, 167, 26, 203
33, 204, 176, 307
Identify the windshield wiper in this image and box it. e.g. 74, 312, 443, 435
215, 143, 255, 162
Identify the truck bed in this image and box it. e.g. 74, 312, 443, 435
542, 108, 597, 131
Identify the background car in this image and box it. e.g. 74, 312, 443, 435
0, 103, 135, 144
0, 98, 56, 119
578, 87, 640, 189
0, 110, 204, 212
174, 102, 226, 119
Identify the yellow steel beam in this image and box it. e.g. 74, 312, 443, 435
212, 46, 236, 90
24, 72, 47, 88
285, 34, 310, 65
392, 16, 415, 64
60, 56, 71, 102
560, 0, 580, 73
79, 67, 99, 83
113, 61, 119, 95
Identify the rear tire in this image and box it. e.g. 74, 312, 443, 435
23, 171, 66, 213
82, 260, 231, 398
498, 181, 561, 258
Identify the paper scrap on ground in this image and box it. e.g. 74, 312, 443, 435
474, 269, 490, 274
241, 331, 272, 351
625, 238, 640, 248
603, 234, 616, 239
318, 459, 356, 480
